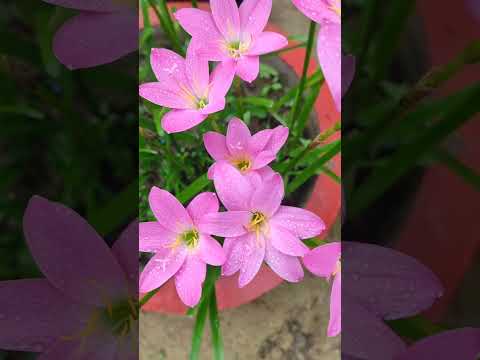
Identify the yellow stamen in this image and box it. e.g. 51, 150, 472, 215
247, 212, 268, 246
232, 157, 252, 172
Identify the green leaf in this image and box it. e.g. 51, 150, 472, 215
177, 174, 210, 204
387, 315, 446, 341
240, 96, 274, 109
434, 149, 480, 192
190, 295, 210, 360
209, 286, 224, 360
294, 82, 321, 136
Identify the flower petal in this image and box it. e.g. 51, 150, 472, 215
212, 162, 253, 211
139, 248, 187, 293
291, 0, 339, 24
174, 8, 222, 41
187, 192, 219, 224
268, 224, 309, 256
250, 172, 284, 216
203, 132, 229, 161
222, 235, 248, 276
236, 55, 260, 82
198, 234, 226, 266
264, 240, 304, 282
226, 117, 252, 155
264, 125, 289, 154
249, 129, 273, 155
199, 97, 226, 115
52, 11, 137, 69
23, 196, 128, 306
251, 150, 276, 169
342, 242, 444, 320
139, 82, 191, 109
239, 0, 272, 35
150, 48, 187, 84
248, 31, 288, 55
209, 60, 236, 99
210, 0, 240, 41
395, 328, 480, 360
270, 206, 326, 239
185, 42, 210, 98
256, 166, 277, 181
161, 109, 207, 134
239, 234, 266, 287
0, 279, 89, 353
197, 211, 251, 237
113, 220, 139, 294
174, 256, 206, 307
317, 23, 341, 111
303, 242, 341, 277
328, 273, 341, 337
139, 221, 176, 252
148, 187, 192, 233
195, 38, 228, 61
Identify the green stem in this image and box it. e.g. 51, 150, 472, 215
289, 20, 317, 130
190, 296, 210, 360
148, 0, 183, 55
209, 287, 224, 360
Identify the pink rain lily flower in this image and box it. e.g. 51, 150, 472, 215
0, 196, 138, 359
291, 0, 341, 110
139, 42, 235, 133
175, 0, 288, 83
41, 0, 137, 69
203, 117, 288, 181
200, 163, 325, 288
303, 242, 341, 337
139, 188, 226, 307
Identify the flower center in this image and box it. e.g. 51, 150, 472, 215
247, 212, 268, 245
232, 158, 252, 172
181, 229, 200, 249
197, 98, 208, 110
226, 41, 249, 59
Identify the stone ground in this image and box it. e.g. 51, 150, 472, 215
140, 1, 340, 359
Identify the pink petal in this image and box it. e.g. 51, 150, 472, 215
139, 248, 187, 293
150, 48, 187, 84
187, 192, 219, 224
185, 42, 210, 98
207, 162, 218, 179
239, 234, 266, 287
209, 60, 236, 99
236, 55, 260, 82
41, 0, 120, 12
256, 166, 277, 181
174, 255, 206, 307
139, 221, 176, 252
139, 82, 191, 109
199, 97, 226, 115
303, 242, 341, 277
53, 11, 137, 70
239, 0, 272, 35
342, 54, 356, 97
226, 117, 252, 155
148, 187, 192, 233
0, 279, 90, 353
212, 162, 253, 211
264, 240, 304, 282
210, 0, 240, 41
174, 8, 222, 41
250, 173, 284, 216
343, 242, 444, 320
328, 273, 341, 337
268, 224, 309, 256
248, 128, 273, 154
197, 211, 251, 237
291, 0, 339, 24
161, 109, 207, 134
264, 125, 289, 154
195, 38, 228, 61
244, 169, 263, 187
251, 150, 276, 169
222, 235, 248, 276
198, 234, 226, 266
248, 32, 288, 55
203, 132, 229, 161
317, 23, 341, 111
270, 205, 326, 239
23, 196, 128, 306
395, 328, 480, 360
112, 220, 139, 294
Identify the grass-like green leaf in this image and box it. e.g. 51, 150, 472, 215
209, 287, 224, 360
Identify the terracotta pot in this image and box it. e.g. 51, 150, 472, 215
139, 2, 340, 314
395, 0, 480, 320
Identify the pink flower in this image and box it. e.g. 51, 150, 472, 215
291, 0, 341, 110
175, 0, 288, 83
139, 42, 235, 134
203, 117, 288, 181
302, 242, 341, 337
139, 188, 226, 307
199, 163, 325, 288
41, 0, 137, 69
0, 196, 137, 358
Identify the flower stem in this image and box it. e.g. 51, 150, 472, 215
148, 0, 183, 55
209, 287, 224, 360
289, 20, 317, 131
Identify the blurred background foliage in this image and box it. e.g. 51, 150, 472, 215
0, 1, 137, 357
